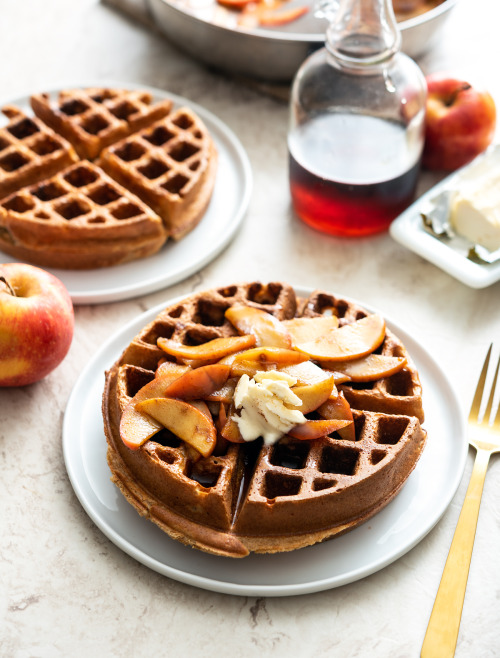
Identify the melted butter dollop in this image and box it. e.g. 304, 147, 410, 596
232, 370, 307, 445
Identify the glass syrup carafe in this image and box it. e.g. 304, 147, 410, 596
288, 0, 427, 237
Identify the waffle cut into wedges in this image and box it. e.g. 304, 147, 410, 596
0, 161, 166, 269
0, 106, 78, 200
97, 106, 218, 240
102, 282, 427, 558
0, 87, 218, 269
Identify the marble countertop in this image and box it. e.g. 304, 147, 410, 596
2, 0, 500, 656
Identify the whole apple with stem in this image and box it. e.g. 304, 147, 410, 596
422, 73, 497, 171
0, 263, 74, 387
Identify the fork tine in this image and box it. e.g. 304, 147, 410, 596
469, 344, 492, 422
484, 351, 500, 425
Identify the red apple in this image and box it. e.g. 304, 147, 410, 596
423, 73, 497, 171
0, 263, 74, 387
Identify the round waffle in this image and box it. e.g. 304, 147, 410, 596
102, 282, 427, 557
0, 87, 218, 269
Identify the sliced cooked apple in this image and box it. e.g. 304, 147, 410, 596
217, 0, 254, 7
322, 368, 351, 385
229, 347, 309, 378
157, 334, 256, 362
292, 376, 335, 414
258, 4, 308, 25
331, 354, 407, 382
120, 365, 191, 450
287, 418, 353, 440
225, 305, 292, 348
220, 408, 246, 443
137, 397, 217, 458
205, 377, 237, 403
295, 314, 386, 362
318, 392, 355, 441
279, 360, 337, 388
283, 316, 339, 345
162, 363, 231, 400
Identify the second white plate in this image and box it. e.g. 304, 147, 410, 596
63, 287, 468, 596
390, 145, 500, 289
0, 83, 252, 304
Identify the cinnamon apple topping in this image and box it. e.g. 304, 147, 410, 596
103, 283, 426, 557
119, 306, 408, 459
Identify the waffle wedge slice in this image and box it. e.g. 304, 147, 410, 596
0, 160, 167, 269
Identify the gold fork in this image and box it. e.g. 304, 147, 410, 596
421, 344, 500, 658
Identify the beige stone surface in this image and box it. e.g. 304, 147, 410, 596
1, 1, 500, 656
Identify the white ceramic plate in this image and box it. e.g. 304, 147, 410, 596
390, 145, 500, 289
0, 83, 252, 304
63, 287, 467, 596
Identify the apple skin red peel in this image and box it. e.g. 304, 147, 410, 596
0, 263, 74, 387
423, 73, 497, 171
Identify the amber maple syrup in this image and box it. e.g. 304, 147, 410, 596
288, 113, 422, 237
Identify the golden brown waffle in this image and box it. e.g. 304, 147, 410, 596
98, 107, 218, 240
102, 283, 427, 557
31, 88, 173, 160
0, 160, 167, 269
0, 106, 78, 200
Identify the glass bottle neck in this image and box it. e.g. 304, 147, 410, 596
325, 0, 401, 70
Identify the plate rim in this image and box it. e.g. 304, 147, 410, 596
63, 285, 468, 596
0, 81, 252, 304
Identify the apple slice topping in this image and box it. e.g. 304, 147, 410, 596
317, 392, 355, 441
295, 314, 386, 362
157, 334, 256, 362
162, 363, 231, 400
283, 316, 339, 345
225, 305, 292, 348
119, 303, 402, 455
229, 347, 309, 378
120, 365, 191, 450
136, 397, 217, 458
331, 354, 407, 382
288, 418, 353, 441
292, 376, 335, 414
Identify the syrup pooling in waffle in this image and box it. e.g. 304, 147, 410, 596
103, 283, 427, 557
0, 106, 77, 200
30, 88, 173, 160
98, 107, 218, 239
0, 160, 167, 269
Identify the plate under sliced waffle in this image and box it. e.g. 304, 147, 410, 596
102, 282, 427, 558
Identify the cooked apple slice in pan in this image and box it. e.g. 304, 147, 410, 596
225, 305, 292, 348
295, 314, 386, 362
137, 397, 217, 458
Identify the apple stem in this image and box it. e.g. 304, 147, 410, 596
445, 83, 472, 106
0, 275, 16, 297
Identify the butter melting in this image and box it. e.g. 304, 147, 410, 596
232, 370, 307, 445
